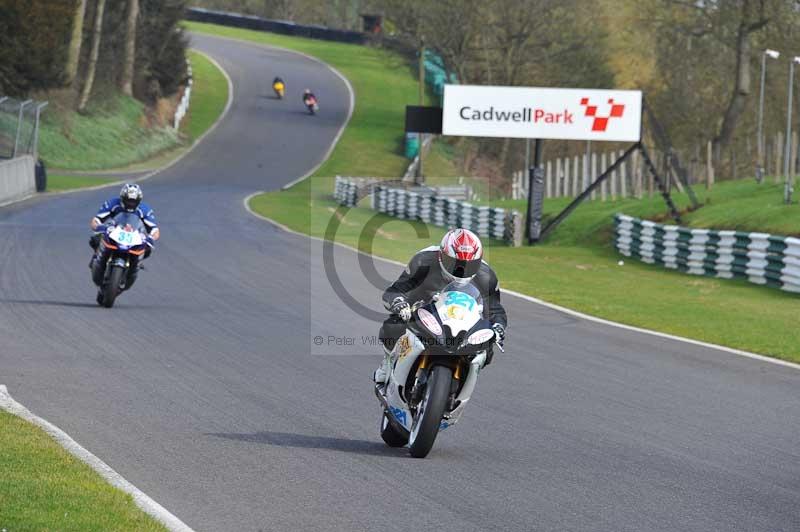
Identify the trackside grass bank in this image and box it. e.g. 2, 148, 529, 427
189, 23, 800, 362
46, 174, 118, 192
0, 412, 167, 531
42, 49, 228, 183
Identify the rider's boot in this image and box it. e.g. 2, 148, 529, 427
373, 346, 393, 387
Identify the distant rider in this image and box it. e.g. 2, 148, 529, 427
272, 76, 285, 95
373, 228, 508, 385
302, 88, 317, 106
89, 183, 159, 290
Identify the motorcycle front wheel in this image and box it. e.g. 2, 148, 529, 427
408, 365, 452, 458
101, 265, 125, 308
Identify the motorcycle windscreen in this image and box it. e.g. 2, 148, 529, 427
112, 212, 146, 233
435, 281, 484, 336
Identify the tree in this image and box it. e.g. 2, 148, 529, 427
120, 0, 139, 96
78, 0, 107, 112
65, 0, 87, 86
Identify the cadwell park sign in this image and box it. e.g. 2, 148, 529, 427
442, 85, 642, 142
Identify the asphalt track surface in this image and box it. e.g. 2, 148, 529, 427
2, 33, 799, 532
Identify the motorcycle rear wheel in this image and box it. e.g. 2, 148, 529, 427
408, 365, 452, 458
380, 412, 408, 447
101, 265, 125, 308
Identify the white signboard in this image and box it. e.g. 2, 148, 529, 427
442, 85, 642, 142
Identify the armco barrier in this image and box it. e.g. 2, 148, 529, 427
186, 8, 367, 44
0, 154, 35, 204
614, 213, 800, 293
173, 59, 192, 130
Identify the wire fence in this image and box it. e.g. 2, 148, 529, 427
0, 97, 47, 160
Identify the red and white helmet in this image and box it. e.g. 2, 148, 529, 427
439, 228, 483, 281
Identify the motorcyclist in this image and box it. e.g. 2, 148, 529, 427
89, 183, 159, 290
302, 88, 317, 106
272, 76, 285, 96
373, 228, 507, 385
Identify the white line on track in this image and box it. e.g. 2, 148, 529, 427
0, 46, 237, 532
0, 385, 195, 532
243, 195, 800, 372
236, 32, 800, 373
181, 31, 357, 192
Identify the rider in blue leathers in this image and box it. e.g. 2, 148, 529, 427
89, 183, 159, 289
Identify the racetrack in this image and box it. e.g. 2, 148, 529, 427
1, 33, 799, 532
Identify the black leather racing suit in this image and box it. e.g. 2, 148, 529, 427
379, 246, 507, 355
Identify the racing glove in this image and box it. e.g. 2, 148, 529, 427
389, 296, 412, 322
492, 323, 506, 347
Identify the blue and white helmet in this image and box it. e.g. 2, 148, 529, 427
120, 183, 142, 212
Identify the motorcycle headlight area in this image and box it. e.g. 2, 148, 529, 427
467, 329, 494, 345
417, 308, 442, 335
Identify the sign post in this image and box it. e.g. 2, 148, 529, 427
403, 84, 681, 242
525, 140, 544, 243
439, 84, 657, 243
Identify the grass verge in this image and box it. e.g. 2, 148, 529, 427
259, 178, 800, 362
41, 49, 227, 175
0, 411, 167, 531
46, 174, 118, 193
191, 22, 800, 362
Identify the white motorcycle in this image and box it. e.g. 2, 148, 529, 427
375, 280, 500, 458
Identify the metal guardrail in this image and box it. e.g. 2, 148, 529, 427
614, 213, 800, 293
173, 59, 192, 129
185, 7, 367, 44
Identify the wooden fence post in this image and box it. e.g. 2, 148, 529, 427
545, 162, 552, 198
600, 152, 607, 201
571, 156, 579, 197
620, 149, 627, 198
609, 152, 617, 199
706, 140, 714, 189
775, 132, 784, 184
591, 152, 597, 200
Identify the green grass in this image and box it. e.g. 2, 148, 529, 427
46, 174, 118, 192
183, 50, 228, 141
255, 179, 800, 362
0, 411, 167, 531
190, 22, 800, 362
40, 95, 179, 171
40, 49, 227, 173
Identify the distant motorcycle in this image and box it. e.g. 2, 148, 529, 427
273, 80, 285, 99
90, 212, 149, 308
303, 95, 319, 115
375, 280, 500, 458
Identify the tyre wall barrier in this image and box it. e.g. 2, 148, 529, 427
0, 154, 35, 204
186, 8, 367, 45
614, 213, 800, 293
333, 177, 521, 244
